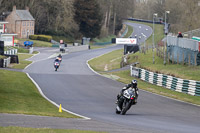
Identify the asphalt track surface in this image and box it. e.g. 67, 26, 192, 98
1, 23, 200, 133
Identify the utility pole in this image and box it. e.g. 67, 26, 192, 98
164, 11, 170, 65
153, 13, 158, 64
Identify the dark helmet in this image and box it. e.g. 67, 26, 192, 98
131, 79, 137, 88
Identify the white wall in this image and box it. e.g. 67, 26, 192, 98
0, 35, 13, 46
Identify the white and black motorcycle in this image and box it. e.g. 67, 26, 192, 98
116, 88, 137, 115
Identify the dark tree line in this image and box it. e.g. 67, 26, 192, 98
74, 0, 102, 39
1, 0, 198, 39
0, 0, 135, 39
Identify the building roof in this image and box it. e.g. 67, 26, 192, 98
16, 10, 35, 21
0, 21, 8, 24
1, 33, 18, 36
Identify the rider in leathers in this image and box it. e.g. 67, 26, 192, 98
117, 79, 139, 104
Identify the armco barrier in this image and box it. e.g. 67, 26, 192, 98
130, 66, 200, 96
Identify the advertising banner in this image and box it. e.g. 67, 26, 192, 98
116, 38, 137, 44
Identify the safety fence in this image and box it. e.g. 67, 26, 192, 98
167, 36, 200, 51
127, 18, 163, 24
166, 36, 200, 66
130, 66, 200, 96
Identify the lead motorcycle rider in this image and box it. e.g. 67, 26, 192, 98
116, 79, 139, 104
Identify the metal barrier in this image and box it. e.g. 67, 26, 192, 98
167, 36, 199, 51
167, 36, 200, 65
130, 66, 200, 96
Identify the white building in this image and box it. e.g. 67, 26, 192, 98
0, 21, 17, 46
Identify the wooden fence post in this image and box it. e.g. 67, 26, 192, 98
168, 52, 170, 63
195, 54, 197, 66
188, 54, 191, 66
182, 53, 184, 65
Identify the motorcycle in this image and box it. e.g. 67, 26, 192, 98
116, 88, 137, 115
54, 62, 60, 71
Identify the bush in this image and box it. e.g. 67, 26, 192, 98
29, 35, 52, 42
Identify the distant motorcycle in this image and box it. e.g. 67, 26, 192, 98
116, 88, 137, 115
54, 60, 60, 71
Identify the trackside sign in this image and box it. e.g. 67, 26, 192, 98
116, 38, 137, 44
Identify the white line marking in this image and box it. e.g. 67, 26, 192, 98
26, 73, 91, 120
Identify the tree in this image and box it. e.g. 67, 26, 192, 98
74, 0, 102, 39
0, 0, 78, 37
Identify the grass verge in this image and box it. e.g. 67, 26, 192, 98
128, 50, 200, 81
17, 39, 53, 47
0, 126, 105, 133
88, 49, 123, 71
123, 25, 133, 38
0, 69, 79, 118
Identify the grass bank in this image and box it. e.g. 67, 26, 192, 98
0, 126, 105, 133
1, 51, 79, 118
89, 49, 123, 71
0, 69, 79, 118
88, 48, 200, 105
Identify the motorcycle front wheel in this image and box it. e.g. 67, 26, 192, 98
121, 100, 132, 115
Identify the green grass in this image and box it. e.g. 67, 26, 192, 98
89, 45, 105, 49
0, 126, 106, 133
88, 49, 123, 71
17, 39, 53, 47
0, 69, 79, 118
123, 25, 133, 38
128, 50, 200, 80
52, 36, 74, 43
93, 35, 116, 43
10, 54, 33, 69
0, 55, 7, 59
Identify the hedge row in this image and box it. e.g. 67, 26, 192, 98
29, 35, 52, 42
